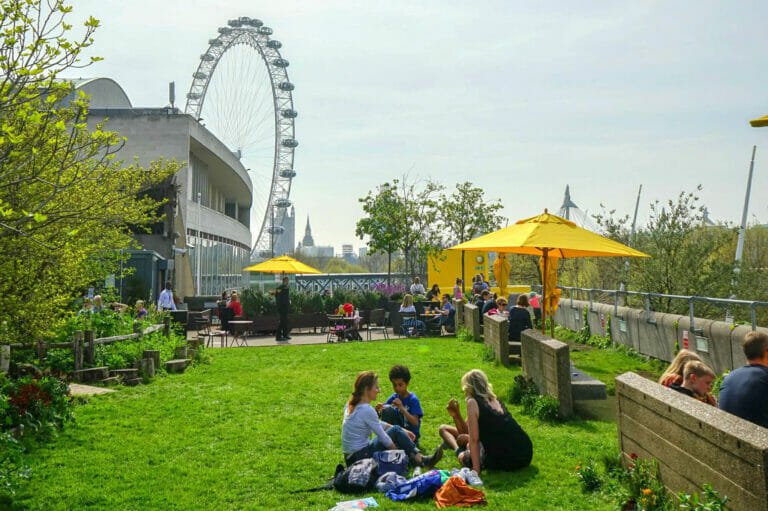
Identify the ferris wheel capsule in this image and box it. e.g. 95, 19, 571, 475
258, 26, 273, 35
278, 82, 294, 91
279, 169, 297, 178
280, 109, 297, 119
272, 58, 289, 68
281, 139, 298, 148
267, 40, 282, 50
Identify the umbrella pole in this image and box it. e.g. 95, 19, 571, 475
541, 249, 547, 335
461, 250, 466, 297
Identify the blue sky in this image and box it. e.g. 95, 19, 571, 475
73, 1, 768, 250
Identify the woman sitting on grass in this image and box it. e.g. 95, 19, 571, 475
342, 371, 442, 468
438, 369, 532, 474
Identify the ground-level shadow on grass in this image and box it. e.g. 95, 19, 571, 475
483, 464, 539, 490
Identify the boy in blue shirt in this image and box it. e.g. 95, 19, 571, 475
377, 365, 424, 443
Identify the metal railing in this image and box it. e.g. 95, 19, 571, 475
534, 285, 768, 332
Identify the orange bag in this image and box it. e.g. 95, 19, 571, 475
434, 475, 487, 508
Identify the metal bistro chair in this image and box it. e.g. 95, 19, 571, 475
366, 308, 389, 340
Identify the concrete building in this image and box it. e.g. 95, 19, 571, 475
341, 244, 355, 263
76, 78, 252, 299
358, 247, 368, 258
272, 205, 295, 256
298, 245, 334, 258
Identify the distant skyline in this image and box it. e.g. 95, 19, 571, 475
73, 1, 768, 250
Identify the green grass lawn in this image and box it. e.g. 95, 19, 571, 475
10, 338, 653, 510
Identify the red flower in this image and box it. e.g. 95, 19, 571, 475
629, 453, 638, 460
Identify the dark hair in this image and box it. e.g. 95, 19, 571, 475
455, 278, 462, 284
431, 284, 440, 292
516, 294, 529, 307
442, 293, 451, 301
743, 331, 768, 360
481, 290, 490, 298
389, 365, 411, 383
347, 371, 378, 413
164, 281, 172, 290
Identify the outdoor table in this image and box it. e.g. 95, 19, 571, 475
228, 320, 252, 347
420, 312, 443, 335
326, 315, 359, 342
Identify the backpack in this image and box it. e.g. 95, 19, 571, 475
290, 457, 379, 494
333, 457, 379, 493
372, 449, 409, 476
344, 329, 363, 341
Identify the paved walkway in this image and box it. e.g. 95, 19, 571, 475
191, 328, 399, 348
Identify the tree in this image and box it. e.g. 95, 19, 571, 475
0, 1, 178, 342
356, 182, 405, 283
439, 182, 506, 245
395, 177, 443, 278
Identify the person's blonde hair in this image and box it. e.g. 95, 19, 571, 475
658, 349, 701, 384
461, 369, 496, 402
683, 360, 715, 381
401, 294, 414, 308
135, 300, 145, 309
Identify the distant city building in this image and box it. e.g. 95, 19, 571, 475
301, 216, 315, 247
358, 247, 368, 258
341, 244, 355, 263
272, 205, 295, 256
299, 245, 334, 258
77, 77, 251, 299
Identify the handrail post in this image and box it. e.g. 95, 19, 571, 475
644, 294, 651, 320
689, 298, 696, 334
751, 303, 758, 331
613, 290, 619, 318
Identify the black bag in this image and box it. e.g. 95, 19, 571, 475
344, 328, 363, 341
290, 457, 379, 494
333, 458, 379, 493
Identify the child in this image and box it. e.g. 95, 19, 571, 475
135, 300, 148, 320
669, 360, 717, 406
377, 365, 424, 443
658, 349, 702, 387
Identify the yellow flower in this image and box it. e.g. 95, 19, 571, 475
575, 465, 581, 471
642, 488, 653, 496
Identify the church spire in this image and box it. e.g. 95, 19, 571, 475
302, 215, 315, 247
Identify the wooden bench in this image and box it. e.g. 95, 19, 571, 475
616, 371, 768, 511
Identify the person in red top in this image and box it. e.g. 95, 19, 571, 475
228, 291, 243, 317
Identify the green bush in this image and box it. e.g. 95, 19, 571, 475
677, 484, 730, 511
523, 394, 560, 422
0, 374, 73, 440
575, 459, 602, 493
508, 375, 537, 405
456, 327, 474, 343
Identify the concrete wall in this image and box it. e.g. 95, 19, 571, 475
454, 299, 465, 331
616, 372, 768, 511
463, 304, 482, 341
484, 315, 510, 366
521, 330, 573, 417
554, 299, 768, 373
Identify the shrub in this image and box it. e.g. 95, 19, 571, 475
456, 327, 474, 343
576, 306, 591, 344
616, 455, 671, 511
575, 459, 602, 492
677, 484, 730, 511
523, 394, 560, 422
508, 375, 537, 405
0, 374, 73, 440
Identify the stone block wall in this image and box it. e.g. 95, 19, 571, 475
454, 299, 464, 330
520, 329, 573, 417
484, 314, 509, 366
554, 299, 768, 373
616, 372, 768, 511
463, 304, 482, 342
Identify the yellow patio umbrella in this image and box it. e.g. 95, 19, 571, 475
243, 255, 322, 275
750, 114, 768, 127
449, 209, 649, 335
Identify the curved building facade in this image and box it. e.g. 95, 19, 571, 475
79, 78, 252, 298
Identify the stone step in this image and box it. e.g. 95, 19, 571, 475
98, 376, 120, 386
570, 364, 607, 401
507, 355, 521, 365
110, 368, 139, 379
123, 377, 142, 387
165, 359, 190, 374
508, 341, 521, 355
72, 366, 109, 383
174, 346, 189, 359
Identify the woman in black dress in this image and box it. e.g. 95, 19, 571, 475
438, 369, 532, 473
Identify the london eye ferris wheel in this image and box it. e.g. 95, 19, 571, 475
185, 16, 297, 259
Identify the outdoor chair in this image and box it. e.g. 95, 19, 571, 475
367, 308, 389, 340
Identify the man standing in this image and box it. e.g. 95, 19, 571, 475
273, 276, 291, 341
157, 281, 176, 311
719, 331, 768, 428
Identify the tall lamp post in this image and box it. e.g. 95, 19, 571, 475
196, 191, 202, 296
